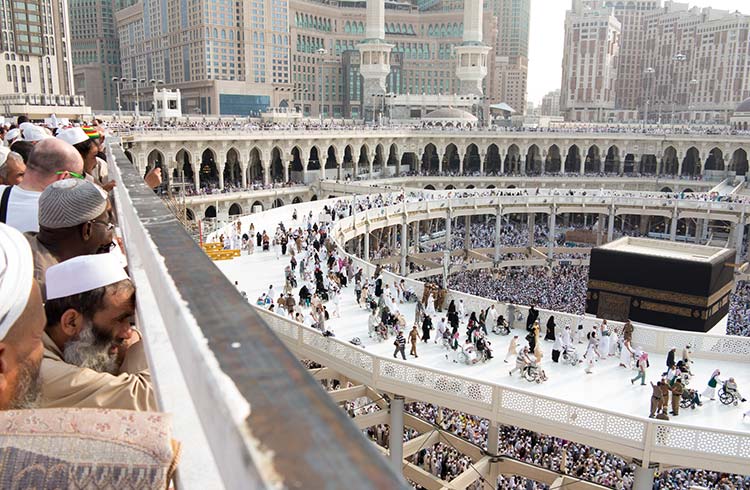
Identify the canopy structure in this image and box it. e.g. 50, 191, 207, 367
421, 107, 478, 128
489, 102, 516, 113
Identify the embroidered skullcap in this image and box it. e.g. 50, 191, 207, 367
38, 179, 107, 229
46, 254, 128, 300
0, 223, 34, 339
55, 127, 88, 146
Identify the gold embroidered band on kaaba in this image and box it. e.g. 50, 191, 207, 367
587, 279, 734, 308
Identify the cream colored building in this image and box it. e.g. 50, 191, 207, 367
0, 0, 90, 118
560, 0, 621, 122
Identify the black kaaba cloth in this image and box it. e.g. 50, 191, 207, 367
585, 237, 735, 332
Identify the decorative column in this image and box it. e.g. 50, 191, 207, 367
670, 207, 679, 241
527, 213, 535, 246
285, 156, 292, 183
561, 153, 568, 175
479, 152, 486, 175
599, 147, 606, 173
579, 154, 585, 175
633, 465, 655, 490
596, 213, 603, 246
540, 151, 547, 175
677, 152, 685, 176
464, 215, 471, 249
735, 210, 746, 260
389, 395, 404, 473
607, 206, 615, 242
548, 209, 556, 260
619, 151, 626, 174
263, 162, 270, 186
494, 207, 502, 262
445, 210, 452, 249
487, 421, 500, 484
240, 163, 248, 189
499, 148, 506, 175
364, 223, 370, 260
400, 220, 408, 275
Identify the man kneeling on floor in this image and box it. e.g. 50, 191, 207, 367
40, 253, 156, 410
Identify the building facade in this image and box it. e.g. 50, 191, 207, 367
560, 0, 621, 122
70, 0, 122, 111
0, 0, 88, 117
540, 89, 560, 116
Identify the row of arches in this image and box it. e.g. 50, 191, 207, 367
197, 195, 318, 221
137, 143, 749, 191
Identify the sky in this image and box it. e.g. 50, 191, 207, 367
527, 0, 749, 106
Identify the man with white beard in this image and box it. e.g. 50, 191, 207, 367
40, 253, 155, 410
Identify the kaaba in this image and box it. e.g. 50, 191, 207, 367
585, 237, 735, 333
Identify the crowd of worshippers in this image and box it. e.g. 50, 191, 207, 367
0, 116, 168, 415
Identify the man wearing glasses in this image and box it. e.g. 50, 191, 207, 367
25, 179, 114, 300
0, 138, 84, 233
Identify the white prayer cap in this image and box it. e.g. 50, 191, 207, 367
0, 222, 34, 340
46, 253, 128, 300
4, 128, 20, 145
20, 123, 52, 142
55, 127, 88, 147
0, 146, 9, 165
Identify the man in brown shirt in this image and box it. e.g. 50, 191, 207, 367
409, 324, 419, 358
25, 179, 114, 299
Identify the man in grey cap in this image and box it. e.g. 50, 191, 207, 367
0, 138, 84, 233
25, 178, 113, 299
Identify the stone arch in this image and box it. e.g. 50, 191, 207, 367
444, 143, 460, 173
373, 144, 385, 173
731, 148, 748, 175
604, 146, 620, 174
545, 145, 561, 173
271, 147, 284, 182
704, 148, 724, 171
307, 146, 322, 171
466, 184, 475, 189
228, 203, 242, 216
325, 146, 338, 170
290, 146, 304, 172
485, 144, 501, 174
525, 145, 541, 174
641, 155, 657, 174
387, 144, 399, 175
247, 147, 263, 184
465, 144, 481, 174
343, 145, 354, 170
584, 146, 600, 174
623, 154, 636, 174
358, 144, 370, 174
272, 198, 285, 208
424, 185, 435, 190
662, 147, 678, 175
146, 149, 167, 185
660, 187, 673, 193
445, 184, 456, 190
564, 145, 581, 174
421, 143, 439, 173
251, 200, 264, 211
175, 148, 193, 186
199, 148, 219, 188
292, 196, 303, 204
505, 144, 520, 174
681, 147, 701, 176
401, 152, 417, 174
205, 205, 217, 219
223, 147, 242, 188
487, 185, 496, 189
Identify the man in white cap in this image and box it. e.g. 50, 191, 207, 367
19, 122, 52, 143
0, 138, 84, 232
41, 253, 154, 410
0, 222, 46, 410
0, 150, 25, 186
26, 179, 114, 298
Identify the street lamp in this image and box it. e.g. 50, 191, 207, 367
316, 47, 327, 124
130, 78, 146, 118
643, 67, 655, 128
150, 79, 164, 121
111, 76, 123, 118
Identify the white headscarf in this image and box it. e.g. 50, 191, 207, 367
0, 222, 34, 339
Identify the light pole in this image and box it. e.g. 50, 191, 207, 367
150, 79, 164, 121
111, 76, 123, 119
688, 79, 698, 126
670, 53, 687, 129
317, 48, 327, 124
643, 67, 654, 129
131, 78, 146, 118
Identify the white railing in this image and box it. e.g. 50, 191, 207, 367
254, 307, 750, 475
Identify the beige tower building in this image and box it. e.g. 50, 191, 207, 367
0, 0, 89, 117
560, 0, 621, 122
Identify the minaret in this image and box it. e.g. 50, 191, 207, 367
455, 0, 491, 95
358, 0, 393, 113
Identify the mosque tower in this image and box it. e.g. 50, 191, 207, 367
357, 0, 393, 112
454, 0, 491, 95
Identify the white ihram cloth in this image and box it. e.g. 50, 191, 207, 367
0, 222, 34, 339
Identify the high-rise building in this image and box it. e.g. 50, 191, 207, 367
642, 2, 750, 124
560, 0, 621, 122
540, 89, 560, 116
70, 0, 121, 111
0, 0, 89, 117
115, 0, 291, 116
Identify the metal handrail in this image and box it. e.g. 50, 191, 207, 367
108, 144, 408, 489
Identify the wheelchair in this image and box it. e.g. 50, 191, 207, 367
522, 363, 547, 384
718, 384, 742, 406
492, 319, 511, 336
372, 323, 389, 342
561, 345, 579, 366
680, 389, 701, 409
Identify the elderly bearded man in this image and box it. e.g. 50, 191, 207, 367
40, 253, 155, 410
0, 222, 46, 409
